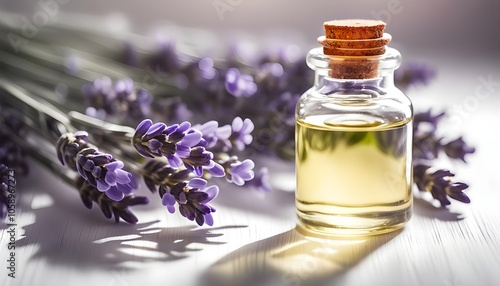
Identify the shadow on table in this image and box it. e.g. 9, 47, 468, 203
413, 197, 465, 221
14, 163, 247, 271
17, 201, 246, 270
18, 217, 245, 271
201, 226, 401, 286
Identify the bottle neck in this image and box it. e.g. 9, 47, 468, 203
307, 46, 402, 97
314, 70, 396, 96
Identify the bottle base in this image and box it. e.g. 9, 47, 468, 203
296, 204, 411, 236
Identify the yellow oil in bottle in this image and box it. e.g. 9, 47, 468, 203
295, 115, 412, 235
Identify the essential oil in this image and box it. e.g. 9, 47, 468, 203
295, 19, 413, 235
296, 115, 412, 234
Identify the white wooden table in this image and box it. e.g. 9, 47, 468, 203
1, 53, 499, 286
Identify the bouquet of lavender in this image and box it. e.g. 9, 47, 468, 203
0, 16, 475, 225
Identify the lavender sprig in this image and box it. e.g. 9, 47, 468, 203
134, 116, 258, 225
82, 77, 153, 123
413, 110, 475, 206
413, 110, 476, 162
141, 159, 218, 226
0, 164, 9, 220
160, 178, 218, 226
57, 131, 138, 202
0, 114, 29, 221
413, 164, 470, 206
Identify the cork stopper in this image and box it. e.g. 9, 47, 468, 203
320, 19, 390, 79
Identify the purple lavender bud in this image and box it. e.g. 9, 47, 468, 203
230, 117, 254, 151
193, 121, 231, 149
413, 164, 470, 206
142, 160, 191, 193
128, 89, 153, 119
152, 38, 179, 73
82, 77, 115, 114
204, 160, 225, 177
183, 146, 214, 177
167, 155, 183, 168
228, 159, 255, 186
115, 78, 134, 100
257, 62, 285, 91
414, 110, 445, 132
395, 62, 436, 90
156, 97, 192, 123
246, 167, 271, 192
413, 132, 441, 161
225, 68, 257, 97
442, 137, 476, 162
198, 57, 217, 80
161, 178, 218, 226
56, 131, 91, 168
76, 147, 135, 201
76, 177, 148, 224
0, 164, 9, 219
133, 119, 209, 173
161, 191, 176, 214
82, 77, 152, 121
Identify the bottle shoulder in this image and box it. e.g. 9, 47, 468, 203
296, 86, 413, 129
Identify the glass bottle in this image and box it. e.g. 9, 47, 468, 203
295, 23, 413, 236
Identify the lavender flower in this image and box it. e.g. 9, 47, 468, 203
413, 164, 470, 206
156, 97, 193, 123
395, 62, 436, 91
228, 159, 255, 186
150, 38, 179, 73
246, 167, 272, 192
160, 178, 218, 226
56, 131, 91, 168
197, 57, 217, 81
133, 119, 216, 173
412, 110, 475, 163
76, 177, 148, 223
413, 132, 441, 161
225, 68, 257, 98
182, 146, 215, 177
412, 109, 474, 206
0, 164, 9, 220
414, 110, 445, 132
193, 120, 232, 150
76, 148, 135, 201
82, 77, 152, 121
203, 159, 226, 178
193, 118, 256, 154
141, 160, 191, 193
82, 76, 114, 114
229, 117, 254, 151
217, 156, 255, 186
57, 131, 137, 202
256, 62, 285, 91
442, 137, 476, 162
